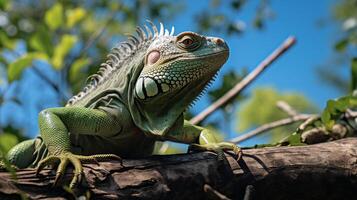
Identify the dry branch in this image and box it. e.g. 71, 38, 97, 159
1, 138, 357, 200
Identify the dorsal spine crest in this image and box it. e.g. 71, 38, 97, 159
66, 21, 175, 106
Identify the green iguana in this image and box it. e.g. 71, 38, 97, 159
1, 21, 240, 188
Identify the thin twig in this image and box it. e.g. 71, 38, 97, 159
190, 36, 296, 125
276, 100, 298, 117
297, 115, 320, 131
230, 114, 312, 144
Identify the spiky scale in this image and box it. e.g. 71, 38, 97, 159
159, 22, 164, 36
136, 26, 146, 41
128, 34, 140, 45
170, 26, 175, 36
147, 20, 158, 35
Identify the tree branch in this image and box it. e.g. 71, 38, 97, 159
230, 114, 313, 144
190, 36, 296, 125
276, 100, 299, 117
1, 138, 357, 199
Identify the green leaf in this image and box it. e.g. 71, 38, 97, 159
66, 7, 86, 28
69, 57, 90, 83
334, 97, 349, 112
286, 132, 303, 145
348, 96, 357, 107
351, 57, 357, 92
29, 25, 53, 56
0, 31, 16, 49
51, 34, 77, 70
321, 109, 331, 127
0, 0, 8, 10
45, 3, 63, 30
0, 133, 19, 153
326, 100, 337, 114
8, 52, 48, 82
334, 38, 349, 52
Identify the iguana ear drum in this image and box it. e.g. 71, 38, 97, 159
135, 77, 160, 99
147, 50, 160, 65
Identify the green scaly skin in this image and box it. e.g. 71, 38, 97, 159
1, 22, 240, 188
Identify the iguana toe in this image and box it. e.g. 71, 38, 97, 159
36, 152, 122, 188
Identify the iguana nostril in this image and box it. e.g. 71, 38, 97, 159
215, 38, 224, 46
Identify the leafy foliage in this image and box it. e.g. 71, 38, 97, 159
0, 133, 18, 153
8, 52, 48, 82
321, 96, 357, 129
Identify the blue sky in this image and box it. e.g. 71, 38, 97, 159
1, 0, 349, 146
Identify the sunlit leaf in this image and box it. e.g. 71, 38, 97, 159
8, 52, 49, 82
334, 98, 348, 112
0, 0, 9, 10
0, 31, 16, 49
45, 3, 63, 30
0, 133, 19, 153
66, 7, 86, 28
51, 34, 77, 70
326, 100, 337, 114
285, 132, 305, 146
349, 96, 357, 107
69, 57, 90, 83
321, 109, 331, 128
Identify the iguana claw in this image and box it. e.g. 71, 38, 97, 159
36, 152, 122, 188
188, 142, 242, 161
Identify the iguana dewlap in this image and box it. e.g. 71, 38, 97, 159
3, 22, 240, 188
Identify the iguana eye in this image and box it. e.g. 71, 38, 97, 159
147, 50, 160, 65
177, 32, 202, 51
182, 38, 194, 46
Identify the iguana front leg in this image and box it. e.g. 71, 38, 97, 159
174, 120, 241, 160
36, 107, 122, 188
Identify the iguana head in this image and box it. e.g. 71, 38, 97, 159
132, 25, 229, 136
134, 31, 229, 105
68, 22, 228, 137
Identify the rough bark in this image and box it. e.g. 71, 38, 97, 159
1, 138, 357, 200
